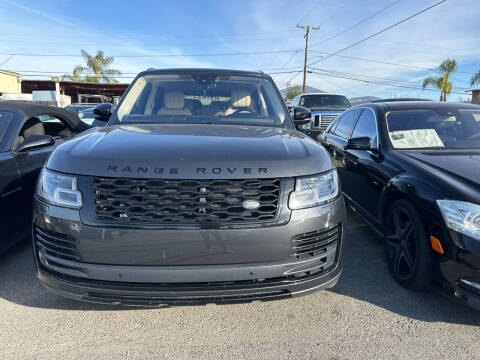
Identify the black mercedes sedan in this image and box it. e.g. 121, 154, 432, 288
0, 102, 89, 253
318, 101, 480, 309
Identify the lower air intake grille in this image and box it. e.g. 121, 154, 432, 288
34, 226, 79, 261
93, 177, 281, 224
292, 224, 341, 258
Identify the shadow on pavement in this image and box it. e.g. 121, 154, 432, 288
0, 239, 138, 311
1, 211, 480, 321
330, 210, 480, 324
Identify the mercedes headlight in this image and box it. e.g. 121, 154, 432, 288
437, 200, 480, 240
36, 168, 83, 209
289, 170, 338, 210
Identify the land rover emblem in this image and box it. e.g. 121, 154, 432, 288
243, 200, 260, 210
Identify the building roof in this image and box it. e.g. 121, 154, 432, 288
0, 69, 21, 77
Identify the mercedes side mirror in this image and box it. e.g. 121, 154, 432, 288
293, 106, 311, 125
344, 136, 375, 151
16, 135, 54, 152
93, 102, 113, 122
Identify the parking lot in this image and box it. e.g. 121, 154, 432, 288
1, 210, 479, 360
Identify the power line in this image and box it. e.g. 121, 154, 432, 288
309, 69, 468, 95
310, 0, 403, 48
279, 70, 304, 90
0, 30, 297, 42
309, 51, 475, 77
0, 54, 14, 67
296, 0, 323, 24
5, 66, 304, 74
309, 67, 471, 90
308, 0, 448, 67
0, 49, 303, 58
309, 67, 425, 86
309, 51, 434, 71
274, 51, 302, 74
14, 69, 302, 79
317, 0, 355, 27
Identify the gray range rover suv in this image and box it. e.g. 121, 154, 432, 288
33, 69, 346, 306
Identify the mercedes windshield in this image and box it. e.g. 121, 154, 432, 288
386, 107, 480, 150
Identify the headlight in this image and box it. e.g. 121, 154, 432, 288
289, 170, 338, 210
36, 168, 83, 209
437, 200, 480, 240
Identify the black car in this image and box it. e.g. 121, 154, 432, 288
0, 102, 89, 253
319, 101, 480, 309
32, 68, 346, 306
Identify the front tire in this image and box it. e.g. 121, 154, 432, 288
384, 199, 432, 291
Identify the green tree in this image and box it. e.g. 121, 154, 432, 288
422, 58, 457, 101
62, 50, 121, 83
285, 84, 303, 99
470, 69, 480, 87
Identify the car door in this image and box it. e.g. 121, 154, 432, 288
14, 114, 72, 225
0, 111, 27, 250
342, 107, 384, 221
322, 108, 363, 197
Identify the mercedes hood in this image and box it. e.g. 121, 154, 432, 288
400, 150, 480, 186
47, 124, 333, 179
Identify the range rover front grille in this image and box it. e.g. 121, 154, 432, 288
93, 177, 282, 224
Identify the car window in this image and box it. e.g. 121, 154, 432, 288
327, 117, 340, 134
386, 108, 480, 149
333, 109, 362, 139
299, 95, 351, 109
37, 115, 63, 124
114, 74, 289, 127
351, 108, 378, 147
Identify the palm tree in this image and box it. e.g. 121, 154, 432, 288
471, 69, 480, 87
422, 58, 457, 101
63, 50, 121, 83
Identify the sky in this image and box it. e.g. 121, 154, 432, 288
0, 0, 479, 101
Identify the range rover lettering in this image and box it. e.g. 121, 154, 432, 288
33, 68, 346, 306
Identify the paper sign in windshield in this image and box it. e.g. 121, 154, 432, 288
389, 129, 444, 149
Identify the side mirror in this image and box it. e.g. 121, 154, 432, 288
93, 102, 113, 121
293, 106, 311, 125
344, 136, 375, 151
16, 135, 54, 152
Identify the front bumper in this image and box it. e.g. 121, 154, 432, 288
33, 197, 346, 306
429, 226, 480, 310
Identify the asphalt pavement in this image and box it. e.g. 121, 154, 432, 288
1, 211, 480, 359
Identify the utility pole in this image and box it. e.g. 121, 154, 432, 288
297, 24, 319, 93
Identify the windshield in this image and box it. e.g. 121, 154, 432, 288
386, 108, 480, 149
300, 95, 351, 109
113, 74, 289, 128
